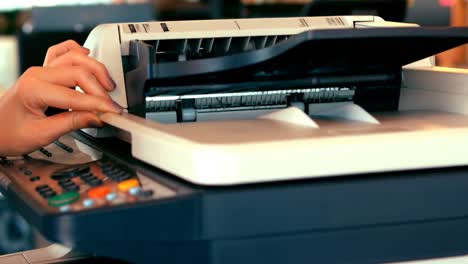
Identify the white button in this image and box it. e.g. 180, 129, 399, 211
83, 198, 95, 208
106, 192, 117, 201
59, 205, 71, 212
129, 187, 142, 196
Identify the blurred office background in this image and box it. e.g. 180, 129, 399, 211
0, 0, 464, 255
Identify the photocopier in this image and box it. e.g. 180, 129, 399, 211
1, 16, 468, 264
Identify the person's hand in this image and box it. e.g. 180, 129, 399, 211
0, 40, 122, 156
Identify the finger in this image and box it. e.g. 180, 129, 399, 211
44, 40, 89, 66
29, 111, 103, 148
28, 66, 110, 99
31, 79, 123, 113
47, 51, 115, 91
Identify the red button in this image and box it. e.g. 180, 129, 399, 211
88, 186, 111, 199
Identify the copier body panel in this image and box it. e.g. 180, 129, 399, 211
2, 16, 468, 263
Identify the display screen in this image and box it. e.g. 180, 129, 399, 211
0, 0, 112, 11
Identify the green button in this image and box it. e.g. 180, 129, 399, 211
48, 192, 80, 207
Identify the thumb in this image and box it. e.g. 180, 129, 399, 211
34, 111, 103, 146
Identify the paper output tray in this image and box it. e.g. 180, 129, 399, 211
152, 27, 468, 80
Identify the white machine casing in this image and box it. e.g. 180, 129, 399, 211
83, 16, 468, 186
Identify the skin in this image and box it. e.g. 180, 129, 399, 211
0, 40, 123, 156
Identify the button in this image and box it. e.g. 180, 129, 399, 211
1, 158, 12, 167
140, 190, 154, 198
39, 148, 52, 158
80, 174, 95, 181
38, 188, 53, 194
100, 163, 113, 170
35, 185, 49, 191
129, 187, 142, 196
80, 172, 93, 177
118, 179, 140, 192
76, 166, 91, 175
108, 171, 132, 182
30, 176, 40, 182
63, 185, 80, 192
54, 141, 74, 153
106, 192, 117, 201
64, 146, 74, 153
109, 174, 131, 182
48, 192, 80, 207
106, 170, 122, 177
103, 168, 121, 176
38, 188, 54, 195
61, 185, 77, 191
58, 178, 72, 184
112, 170, 129, 178
51, 173, 69, 181
53, 166, 90, 180
59, 181, 75, 187
88, 186, 111, 199
115, 175, 132, 183
83, 176, 98, 182
59, 205, 71, 213
41, 191, 57, 199
88, 179, 103, 187
36, 186, 57, 198
58, 178, 71, 183
82, 198, 95, 208
52, 172, 74, 180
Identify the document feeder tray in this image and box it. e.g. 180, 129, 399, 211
82, 17, 468, 186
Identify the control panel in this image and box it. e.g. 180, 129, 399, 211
0, 135, 176, 214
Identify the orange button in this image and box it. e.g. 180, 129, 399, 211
118, 179, 140, 192
88, 186, 111, 199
